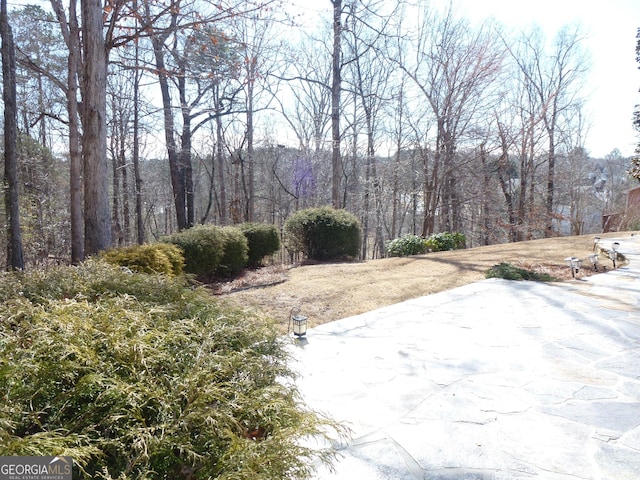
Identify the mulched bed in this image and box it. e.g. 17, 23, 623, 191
208, 264, 291, 294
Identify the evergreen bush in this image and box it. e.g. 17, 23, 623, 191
99, 243, 184, 276
0, 260, 343, 479
386, 234, 427, 257
163, 224, 225, 277
164, 225, 248, 277
485, 262, 556, 282
239, 222, 281, 267
284, 207, 361, 261
217, 226, 249, 277
424, 232, 466, 252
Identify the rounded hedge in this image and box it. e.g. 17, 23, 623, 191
163, 224, 248, 278
284, 207, 361, 261
239, 222, 281, 267
424, 232, 466, 252
217, 226, 249, 277
386, 234, 427, 257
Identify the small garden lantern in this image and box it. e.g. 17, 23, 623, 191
588, 253, 599, 272
564, 256, 582, 278
593, 236, 600, 251
289, 307, 308, 337
609, 242, 620, 268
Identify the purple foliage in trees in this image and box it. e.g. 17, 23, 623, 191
291, 157, 316, 198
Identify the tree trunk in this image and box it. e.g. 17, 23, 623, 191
144, 2, 187, 231
178, 74, 194, 228
1, 0, 24, 269
516, 153, 528, 242
495, 132, 517, 243
391, 147, 400, 240
479, 143, 492, 245
68, 7, 83, 262
330, 0, 342, 208
246, 70, 255, 222
81, 0, 111, 255
159, 68, 185, 229
133, 15, 145, 245
215, 84, 227, 224
391, 87, 404, 240
545, 125, 556, 237
111, 132, 123, 245
199, 136, 216, 224
422, 144, 441, 237
360, 127, 369, 259
51, 0, 84, 262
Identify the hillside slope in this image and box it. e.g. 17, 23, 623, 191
222, 232, 630, 330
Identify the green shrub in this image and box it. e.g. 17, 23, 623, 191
239, 222, 281, 267
424, 232, 466, 252
163, 224, 225, 276
164, 224, 248, 277
0, 260, 343, 479
217, 226, 249, 277
485, 262, 556, 282
99, 243, 184, 276
284, 207, 361, 261
386, 234, 427, 257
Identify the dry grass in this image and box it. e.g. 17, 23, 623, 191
216, 232, 631, 332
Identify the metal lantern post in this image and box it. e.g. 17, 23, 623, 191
593, 236, 600, 252
609, 242, 620, 268
289, 307, 308, 337
564, 257, 582, 278
588, 253, 599, 272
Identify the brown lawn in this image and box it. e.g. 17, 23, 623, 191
216, 232, 631, 332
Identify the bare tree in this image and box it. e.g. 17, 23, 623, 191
506, 24, 588, 236
81, 0, 111, 255
1, 0, 24, 269
343, 0, 395, 258
274, 35, 332, 153
107, 73, 135, 246
48, 0, 83, 262
330, 0, 343, 208
396, 6, 503, 235
132, 1, 145, 245
232, 7, 283, 222
141, 0, 278, 229
11, 5, 66, 150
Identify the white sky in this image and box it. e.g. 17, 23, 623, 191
287, 0, 640, 158
454, 0, 640, 158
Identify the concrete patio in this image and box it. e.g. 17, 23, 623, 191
292, 235, 640, 480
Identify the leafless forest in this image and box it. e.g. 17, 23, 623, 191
0, 0, 636, 268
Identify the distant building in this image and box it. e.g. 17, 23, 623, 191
626, 185, 640, 230
628, 185, 640, 209
603, 185, 640, 232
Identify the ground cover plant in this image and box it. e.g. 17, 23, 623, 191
485, 262, 556, 281
0, 259, 342, 479
99, 242, 185, 276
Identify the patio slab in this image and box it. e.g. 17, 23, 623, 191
292, 235, 640, 480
